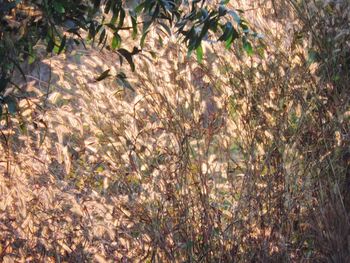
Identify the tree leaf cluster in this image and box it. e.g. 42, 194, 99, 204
0, 0, 254, 116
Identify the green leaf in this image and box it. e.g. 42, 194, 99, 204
105, 23, 118, 31
58, 35, 67, 55
47, 37, 55, 53
218, 22, 233, 41
152, 4, 160, 20
158, 21, 172, 36
110, 11, 119, 25
104, 0, 112, 14
156, 34, 162, 46
67, 27, 84, 43
28, 55, 36, 65
99, 29, 106, 46
88, 22, 96, 40
95, 69, 111, 81
19, 121, 27, 133
196, 44, 203, 63
209, 19, 218, 32
129, 10, 137, 39
140, 30, 150, 48
225, 33, 234, 49
307, 49, 318, 65
117, 48, 135, 71
226, 27, 238, 49
333, 74, 340, 82
240, 20, 249, 32
96, 165, 105, 173
199, 19, 211, 40
243, 39, 253, 56
53, 45, 60, 54
111, 33, 121, 50
200, 8, 209, 20
220, 0, 230, 5
130, 13, 138, 39
218, 5, 227, 16
53, 1, 65, 13
118, 8, 125, 28
149, 51, 157, 59
188, 34, 201, 52
135, 3, 145, 14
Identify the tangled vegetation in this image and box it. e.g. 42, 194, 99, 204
0, 0, 349, 262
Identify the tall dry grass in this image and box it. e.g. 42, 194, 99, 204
0, 0, 349, 262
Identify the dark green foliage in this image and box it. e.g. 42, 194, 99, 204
0, 0, 255, 115
95, 69, 111, 81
